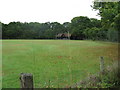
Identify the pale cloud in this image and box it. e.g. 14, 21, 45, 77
0, 0, 100, 24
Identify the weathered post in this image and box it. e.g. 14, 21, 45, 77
100, 56, 105, 74
20, 73, 34, 90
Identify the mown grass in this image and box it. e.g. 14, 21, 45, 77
2, 40, 118, 88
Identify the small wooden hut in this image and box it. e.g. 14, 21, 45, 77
56, 33, 71, 39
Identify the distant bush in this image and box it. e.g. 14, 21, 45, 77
83, 28, 108, 41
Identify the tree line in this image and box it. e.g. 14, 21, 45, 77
1, 17, 101, 40
1, 2, 120, 42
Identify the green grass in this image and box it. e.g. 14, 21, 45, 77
2, 40, 118, 88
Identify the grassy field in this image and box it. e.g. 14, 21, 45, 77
2, 40, 118, 88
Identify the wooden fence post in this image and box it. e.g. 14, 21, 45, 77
100, 56, 105, 74
20, 73, 34, 90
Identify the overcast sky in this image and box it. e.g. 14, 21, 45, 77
0, 0, 100, 24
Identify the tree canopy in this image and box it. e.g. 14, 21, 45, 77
92, 1, 120, 42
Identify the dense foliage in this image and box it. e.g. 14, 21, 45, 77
1, 2, 120, 42
1, 17, 101, 40
92, 1, 120, 42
